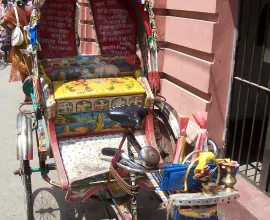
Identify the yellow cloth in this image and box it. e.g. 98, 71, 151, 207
53, 77, 145, 100
194, 153, 232, 175
194, 152, 215, 175
216, 158, 231, 163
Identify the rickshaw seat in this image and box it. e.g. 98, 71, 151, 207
107, 105, 148, 128
53, 77, 145, 101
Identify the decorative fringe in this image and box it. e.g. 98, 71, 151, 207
160, 200, 174, 220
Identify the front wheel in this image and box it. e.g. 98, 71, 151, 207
21, 160, 34, 220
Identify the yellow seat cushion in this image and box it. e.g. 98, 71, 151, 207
53, 77, 145, 101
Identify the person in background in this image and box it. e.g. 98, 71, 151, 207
0, 0, 13, 62
0, 0, 32, 103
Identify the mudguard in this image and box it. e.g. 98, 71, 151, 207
154, 100, 219, 156
154, 99, 180, 139
16, 112, 33, 160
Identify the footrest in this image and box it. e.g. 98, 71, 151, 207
59, 131, 147, 184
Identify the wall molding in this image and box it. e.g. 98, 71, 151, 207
154, 8, 219, 22
158, 41, 215, 63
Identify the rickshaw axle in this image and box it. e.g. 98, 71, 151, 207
13, 163, 57, 176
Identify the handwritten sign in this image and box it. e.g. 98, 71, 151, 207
39, 0, 77, 58
90, 0, 137, 56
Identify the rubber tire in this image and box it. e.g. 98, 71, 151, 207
22, 160, 34, 220
153, 109, 177, 163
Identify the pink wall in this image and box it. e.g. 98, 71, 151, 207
154, 0, 239, 148
77, 0, 239, 148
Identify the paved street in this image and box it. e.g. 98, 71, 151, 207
0, 66, 164, 220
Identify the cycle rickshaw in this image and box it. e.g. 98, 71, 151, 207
14, 0, 240, 219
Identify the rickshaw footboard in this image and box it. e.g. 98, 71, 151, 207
58, 131, 147, 185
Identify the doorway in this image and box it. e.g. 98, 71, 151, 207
226, 0, 270, 194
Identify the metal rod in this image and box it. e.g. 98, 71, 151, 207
127, 131, 143, 152
238, 0, 263, 166
130, 171, 137, 220
107, 189, 126, 220
231, 0, 254, 160
237, 82, 250, 163
259, 114, 270, 191
116, 163, 146, 173
70, 176, 146, 189
244, 90, 260, 176
234, 77, 270, 92
207, 139, 218, 157
254, 82, 270, 181
239, 0, 253, 79
231, 83, 242, 160
246, 0, 263, 82
31, 168, 40, 172
245, 3, 270, 177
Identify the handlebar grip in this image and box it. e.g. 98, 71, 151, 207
102, 148, 118, 157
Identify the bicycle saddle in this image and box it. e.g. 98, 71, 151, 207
107, 105, 148, 127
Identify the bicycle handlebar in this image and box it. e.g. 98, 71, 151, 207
101, 148, 117, 157
101, 139, 219, 174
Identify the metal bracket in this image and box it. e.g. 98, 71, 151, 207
169, 190, 240, 207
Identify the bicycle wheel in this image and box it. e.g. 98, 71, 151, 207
21, 160, 34, 220
153, 109, 177, 163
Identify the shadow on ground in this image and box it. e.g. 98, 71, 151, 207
32, 187, 166, 220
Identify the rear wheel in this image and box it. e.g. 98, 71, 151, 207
21, 160, 34, 220
153, 109, 177, 163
